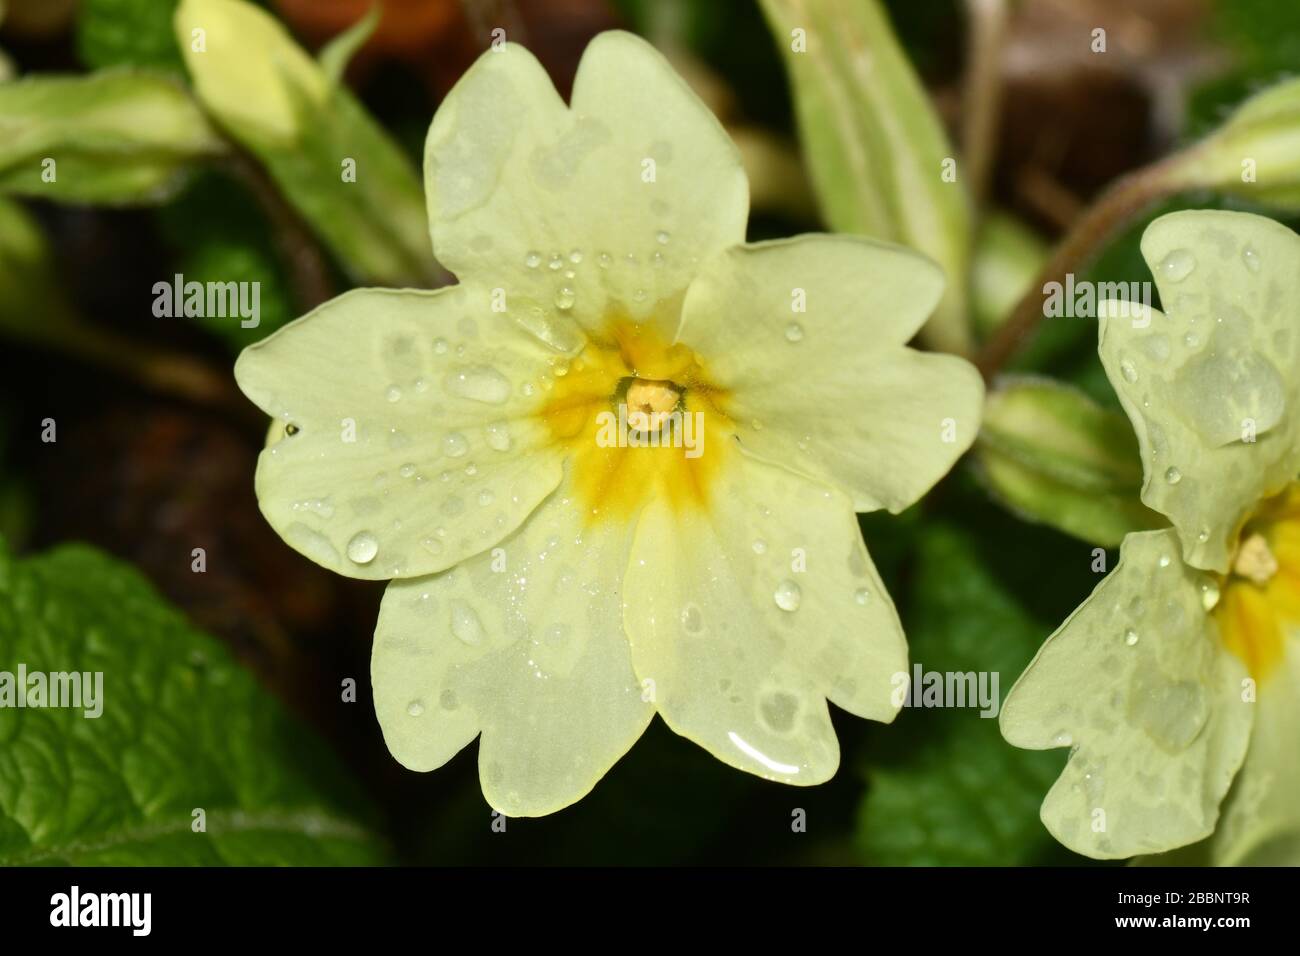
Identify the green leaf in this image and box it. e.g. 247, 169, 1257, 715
758, 0, 973, 354
318, 4, 380, 87
77, 0, 187, 75
0, 542, 389, 865
0, 69, 225, 205
855, 524, 1071, 866
976, 376, 1165, 547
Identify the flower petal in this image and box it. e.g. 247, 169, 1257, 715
677, 236, 982, 512
424, 32, 748, 342
1100, 210, 1300, 573
234, 286, 564, 580
622, 445, 908, 785
1000, 529, 1254, 858
371, 473, 652, 816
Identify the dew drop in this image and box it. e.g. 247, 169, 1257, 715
854, 588, 870, 606
1242, 244, 1261, 274
554, 287, 576, 310
1124, 629, 1139, 646
477, 489, 494, 506
433, 337, 448, 355
484, 421, 513, 452
399, 463, 416, 479
1200, 579, 1221, 611
346, 531, 378, 565
1164, 466, 1181, 485
784, 322, 805, 343
1053, 731, 1074, 747
547, 254, 563, 271
442, 432, 469, 457
680, 603, 705, 635
597, 252, 611, 269
385, 385, 402, 403
444, 365, 511, 404
1158, 554, 1172, 568
655, 230, 670, 245
1158, 248, 1196, 282
569, 249, 584, 264
524, 251, 542, 269
1119, 359, 1138, 383
751, 539, 768, 555
406, 700, 425, 717
774, 579, 802, 612
449, 599, 484, 645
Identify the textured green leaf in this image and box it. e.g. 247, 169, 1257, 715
0, 542, 389, 865
758, 0, 973, 354
976, 377, 1165, 547
77, 0, 186, 75
856, 524, 1069, 866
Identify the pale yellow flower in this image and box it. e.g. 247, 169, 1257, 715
1002, 210, 1300, 863
236, 32, 983, 815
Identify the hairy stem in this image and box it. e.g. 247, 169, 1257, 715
975, 154, 1185, 380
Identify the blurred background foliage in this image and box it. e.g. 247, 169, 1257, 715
0, 0, 1297, 865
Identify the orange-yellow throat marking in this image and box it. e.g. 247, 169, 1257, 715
540, 320, 731, 524
1214, 483, 1300, 683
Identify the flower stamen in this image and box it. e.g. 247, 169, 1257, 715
1232, 532, 1279, 586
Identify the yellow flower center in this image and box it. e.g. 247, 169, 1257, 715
539, 317, 732, 525
1214, 483, 1300, 683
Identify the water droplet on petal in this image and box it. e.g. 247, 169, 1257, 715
854, 588, 870, 606
1242, 244, 1261, 273
385, 385, 402, 403
1158, 248, 1195, 282
1200, 579, 1221, 611
1119, 359, 1138, 383
751, 539, 768, 555
774, 579, 802, 612
524, 251, 542, 269
484, 421, 512, 452
555, 287, 576, 310
433, 337, 448, 355
655, 230, 670, 245
442, 432, 469, 457
406, 700, 425, 717
1164, 466, 1181, 485
680, 603, 705, 635
785, 322, 804, 343
346, 531, 378, 565
450, 599, 484, 645
1124, 628, 1139, 646
445, 365, 511, 404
